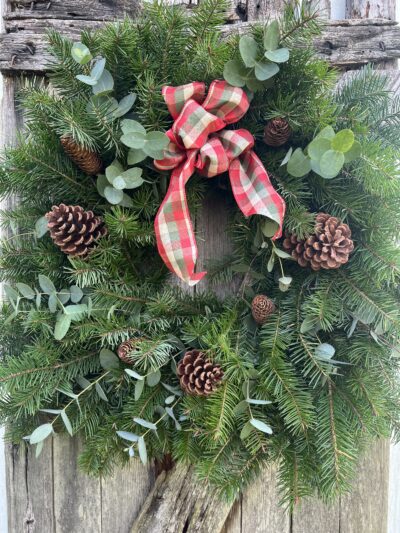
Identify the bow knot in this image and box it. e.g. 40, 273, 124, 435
154, 80, 286, 285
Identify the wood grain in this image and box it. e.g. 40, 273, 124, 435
292, 499, 340, 533
346, 0, 396, 20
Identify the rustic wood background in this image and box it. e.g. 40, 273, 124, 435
0, 0, 399, 532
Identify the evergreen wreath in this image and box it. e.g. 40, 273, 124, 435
0, 0, 399, 507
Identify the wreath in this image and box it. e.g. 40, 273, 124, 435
1, 0, 399, 506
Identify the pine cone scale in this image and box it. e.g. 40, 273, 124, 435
178, 350, 223, 396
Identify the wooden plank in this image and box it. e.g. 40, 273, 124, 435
1, 18, 399, 73
346, 0, 396, 20
246, 0, 286, 20
53, 436, 101, 533
0, 427, 7, 533
241, 467, 290, 533
4, 0, 141, 21
292, 499, 340, 533
101, 463, 155, 533
388, 443, 400, 533
340, 440, 390, 533
221, 500, 241, 533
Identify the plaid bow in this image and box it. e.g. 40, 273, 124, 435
154, 80, 286, 285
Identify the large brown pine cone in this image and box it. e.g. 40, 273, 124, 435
61, 136, 103, 175
177, 350, 223, 396
283, 213, 354, 270
45, 204, 107, 257
263, 118, 291, 147
251, 295, 276, 325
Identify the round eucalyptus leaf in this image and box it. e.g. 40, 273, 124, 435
35, 216, 49, 238
223, 59, 247, 87
93, 69, 114, 96
112, 176, 127, 190
319, 150, 345, 179
120, 132, 147, 149
344, 140, 362, 162
69, 285, 83, 303
245, 76, 265, 92
315, 343, 336, 359
54, 314, 72, 340
308, 137, 331, 161
264, 47, 289, 63
331, 129, 354, 153
113, 93, 137, 118
71, 42, 92, 65
104, 186, 124, 205
76, 74, 97, 86
315, 125, 335, 141
254, 61, 279, 81
128, 149, 147, 165
261, 218, 279, 238
96, 174, 108, 197
263, 20, 280, 51
16, 283, 35, 299
146, 131, 170, 150
91, 58, 106, 81
30, 423, 53, 445
239, 35, 259, 68
121, 119, 146, 136
287, 148, 311, 177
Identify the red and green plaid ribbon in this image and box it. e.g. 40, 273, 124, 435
154, 80, 286, 286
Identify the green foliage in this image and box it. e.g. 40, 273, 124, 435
0, 1, 399, 511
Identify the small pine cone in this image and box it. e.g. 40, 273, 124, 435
283, 213, 354, 271
45, 204, 107, 257
251, 295, 276, 325
61, 135, 103, 175
177, 350, 223, 396
117, 339, 138, 364
263, 118, 291, 147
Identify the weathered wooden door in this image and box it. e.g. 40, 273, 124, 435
1, 1, 399, 532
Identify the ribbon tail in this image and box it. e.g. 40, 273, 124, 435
154, 151, 206, 286
229, 150, 286, 240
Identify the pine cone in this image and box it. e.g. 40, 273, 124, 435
263, 118, 291, 147
251, 295, 276, 325
61, 136, 103, 175
117, 339, 138, 364
283, 213, 354, 271
177, 350, 223, 396
45, 204, 107, 257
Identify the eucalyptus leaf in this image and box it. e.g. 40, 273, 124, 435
61, 410, 73, 436
264, 48, 289, 63
240, 421, 253, 440
245, 76, 265, 92
121, 168, 144, 189
331, 129, 354, 153
287, 148, 311, 177
35, 441, 44, 458
165, 395, 176, 405
57, 288, 70, 305
48, 293, 58, 313
300, 316, 318, 334
120, 132, 147, 149
100, 348, 120, 369
315, 343, 336, 359
35, 216, 49, 238
135, 379, 145, 401
97, 174, 108, 197
106, 161, 124, 182
128, 149, 147, 165
63, 304, 87, 318
104, 186, 124, 205
146, 131, 170, 150
319, 150, 345, 179
30, 423, 53, 444
250, 418, 273, 434
138, 436, 147, 465
69, 285, 83, 303
261, 218, 279, 238
71, 42, 92, 65
274, 248, 292, 259
280, 147, 293, 166
254, 61, 279, 81
112, 176, 126, 190
125, 369, 144, 380
16, 283, 35, 299
121, 119, 146, 136
113, 93, 137, 118
279, 276, 292, 292
96, 382, 108, 402
38, 274, 56, 295
223, 59, 247, 87
91, 58, 106, 81
315, 125, 335, 141
93, 69, 114, 96
54, 314, 71, 340
263, 20, 280, 51
239, 35, 259, 67
308, 137, 331, 160
246, 398, 272, 405
76, 74, 98, 86
147, 369, 161, 387
267, 253, 275, 273
117, 431, 139, 442
344, 140, 362, 162
134, 417, 157, 430
119, 193, 134, 208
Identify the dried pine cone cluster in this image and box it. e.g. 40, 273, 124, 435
283, 213, 354, 271
61, 135, 103, 175
45, 204, 107, 257
178, 350, 223, 396
263, 117, 291, 147
251, 295, 276, 325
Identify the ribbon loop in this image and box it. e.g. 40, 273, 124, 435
154, 80, 286, 285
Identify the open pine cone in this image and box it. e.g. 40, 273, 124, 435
61, 135, 103, 175
283, 213, 354, 270
251, 295, 276, 325
46, 204, 107, 257
177, 350, 224, 396
263, 118, 291, 147
117, 339, 137, 364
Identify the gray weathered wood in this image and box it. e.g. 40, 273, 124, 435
346, 0, 396, 20
340, 440, 390, 533
130, 464, 234, 533
4, 0, 141, 20
292, 498, 340, 533
1, 18, 399, 72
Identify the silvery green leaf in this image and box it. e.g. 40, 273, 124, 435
96, 174, 108, 197
246, 399, 272, 405
57, 387, 78, 399
105, 160, 124, 182
96, 382, 108, 402
35, 290, 41, 309
146, 131, 169, 150
93, 69, 114, 95
267, 253, 275, 273
134, 418, 157, 430
331, 129, 354, 153
344, 140, 362, 163
35, 441, 44, 458
16, 283, 35, 299
280, 147, 293, 166
128, 447, 135, 457
347, 317, 358, 338
64, 304, 87, 318
274, 248, 292, 259
138, 436, 147, 465
162, 382, 182, 396
165, 407, 181, 430
120, 132, 146, 149
76, 376, 91, 389
261, 219, 279, 238
318, 150, 345, 179
315, 343, 336, 359
245, 76, 265, 92
147, 369, 161, 387
54, 314, 71, 340
307, 137, 331, 161
287, 148, 311, 177
239, 35, 259, 68
40, 409, 62, 414
223, 59, 247, 87
69, 285, 83, 303
118, 193, 134, 208
113, 93, 137, 118
117, 431, 139, 442
264, 47, 289, 63
250, 418, 273, 434
121, 167, 144, 189
141, 145, 165, 159
121, 119, 146, 135
300, 316, 317, 334
135, 379, 145, 401
57, 288, 70, 305
279, 276, 292, 292
38, 274, 56, 295
30, 423, 53, 444
100, 348, 120, 369
128, 149, 147, 165
315, 125, 335, 141
76, 74, 97, 86
125, 369, 144, 380
71, 42, 92, 65
240, 421, 253, 440
4, 284, 19, 302
112, 176, 126, 190
254, 61, 279, 81
61, 411, 73, 436
48, 293, 58, 313
233, 400, 248, 416
104, 186, 124, 205
35, 216, 49, 238
263, 20, 280, 51
91, 58, 106, 81
165, 395, 175, 405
